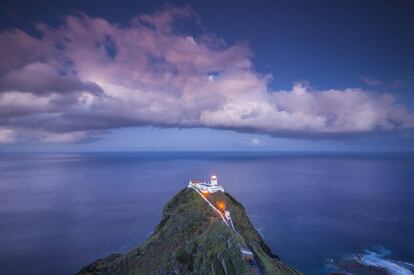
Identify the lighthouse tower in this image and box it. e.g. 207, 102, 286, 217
210, 175, 218, 186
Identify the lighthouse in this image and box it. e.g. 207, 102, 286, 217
188, 175, 223, 193
210, 175, 218, 186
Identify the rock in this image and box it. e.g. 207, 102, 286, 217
77, 188, 300, 275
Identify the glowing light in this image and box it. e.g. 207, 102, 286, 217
216, 201, 225, 210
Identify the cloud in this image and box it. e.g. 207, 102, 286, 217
360, 76, 383, 86
0, 128, 15, 143
40, 131, 91, 143
251, 138, 261, 146
199, 82, 414, 137
0, 6, 413, 143
0, 62, 102, 95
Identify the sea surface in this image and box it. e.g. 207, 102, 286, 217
0, 152, 413, 275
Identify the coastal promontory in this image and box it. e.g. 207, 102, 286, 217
78, 187, 299, 274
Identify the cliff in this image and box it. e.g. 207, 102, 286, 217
78, 188, 300, 275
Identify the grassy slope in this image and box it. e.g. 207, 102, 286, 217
78, 188, 300, 275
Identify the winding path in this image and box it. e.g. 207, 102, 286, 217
189, 187, 244, 241
190, 186, 230, 227
190, 186, 261, 274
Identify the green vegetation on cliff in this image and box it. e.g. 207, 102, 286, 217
78, 188, 300, 275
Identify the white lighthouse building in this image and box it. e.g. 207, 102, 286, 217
210, 175, 218, 185
188, 175, 224, 193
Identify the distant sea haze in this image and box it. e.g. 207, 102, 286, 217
0, 152, 413, 274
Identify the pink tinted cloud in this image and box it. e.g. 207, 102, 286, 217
0, 6, 413, 143
360, 76, 383, 86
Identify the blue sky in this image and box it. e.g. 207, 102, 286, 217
0, 0, 413, 151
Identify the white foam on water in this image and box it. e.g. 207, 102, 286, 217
326, 246, 414, 275
360, 250, 413, 275
256, 227, 264, 237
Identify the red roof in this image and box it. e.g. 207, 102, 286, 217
190, 179, 203, 183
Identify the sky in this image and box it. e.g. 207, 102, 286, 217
0, 0, 413, 152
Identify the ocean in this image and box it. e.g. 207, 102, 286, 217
0, 152, 413, 274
